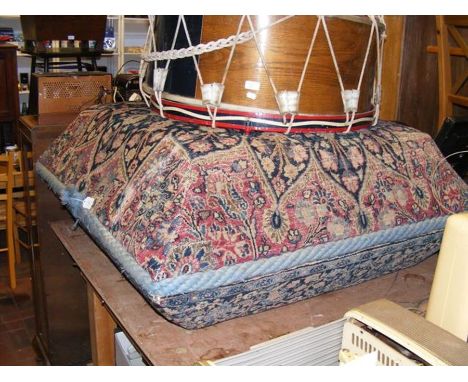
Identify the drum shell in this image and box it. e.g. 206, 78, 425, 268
157, 16, 377, 116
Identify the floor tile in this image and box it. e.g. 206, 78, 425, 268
0, 311, 24, 324
0, 253, 40, 366
23, 317, 36, 335
2, 319, 25, 332
4, 328, 33, 349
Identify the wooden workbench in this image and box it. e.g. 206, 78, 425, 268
50, 220, 438, 366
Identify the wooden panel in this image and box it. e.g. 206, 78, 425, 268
87, 285, 116, 366
18, 114, 78, 160
17, 114, 92, 365
397, 16, 439, 137
35, 176, 91, 365
380, 16, 405, 120
0, 45, 19, 122
0, 58, 8, 118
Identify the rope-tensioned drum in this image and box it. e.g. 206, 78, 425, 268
139, 15, 387, 133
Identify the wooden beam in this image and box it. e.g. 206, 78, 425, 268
427, 45, 466, 57
87, 285, 116, 366
444, 16, 468, 27
451, 69, 468, 94
448, 94, 468, 108
436, 15, 453, 129
380, 16, 405, 121
447, 25, 468, 57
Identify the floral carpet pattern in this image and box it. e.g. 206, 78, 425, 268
38, 103, 468, 328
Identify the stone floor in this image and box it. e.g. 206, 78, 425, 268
0, 253, 43, 366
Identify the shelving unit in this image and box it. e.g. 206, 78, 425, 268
101, 15, 149, 75
117, 16, 149, 73
0, 15, 149, 111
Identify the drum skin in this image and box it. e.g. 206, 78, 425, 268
159, 16, 377, 116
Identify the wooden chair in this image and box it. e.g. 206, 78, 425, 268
0, 150, 36, 289
12, 151, 37, 265
0, 151, 21, 289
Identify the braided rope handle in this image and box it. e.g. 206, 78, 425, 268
142, 31, 254, 61
142, 15, 296, 62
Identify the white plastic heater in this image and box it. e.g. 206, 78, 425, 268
339, 299, 468, 366
426, 212, 468, 342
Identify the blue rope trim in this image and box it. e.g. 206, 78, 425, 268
36, 161, 447, 299
36, 162, 159, 304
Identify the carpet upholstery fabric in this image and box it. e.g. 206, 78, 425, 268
37, 103, 468, 329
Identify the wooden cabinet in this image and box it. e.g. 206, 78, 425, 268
0, 43, 19, 149
17, 114, 91, 365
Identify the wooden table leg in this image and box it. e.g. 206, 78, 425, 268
87, 284, 116, 365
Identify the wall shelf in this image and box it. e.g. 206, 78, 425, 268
124, 17, 149, 24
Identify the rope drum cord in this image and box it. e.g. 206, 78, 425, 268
139, 15, 387, 132
346, 15, 377, 132
207, 15, 247, 128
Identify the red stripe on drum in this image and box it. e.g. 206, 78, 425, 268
162, 111, 372, 134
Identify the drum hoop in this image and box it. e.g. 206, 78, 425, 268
162, 92, 374, 119
154, 94, 376, 133
333, 15, 386, 30
151, 97, 374, 134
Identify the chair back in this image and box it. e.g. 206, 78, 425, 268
0, 152, 15, 231
0, 151, 34, 199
